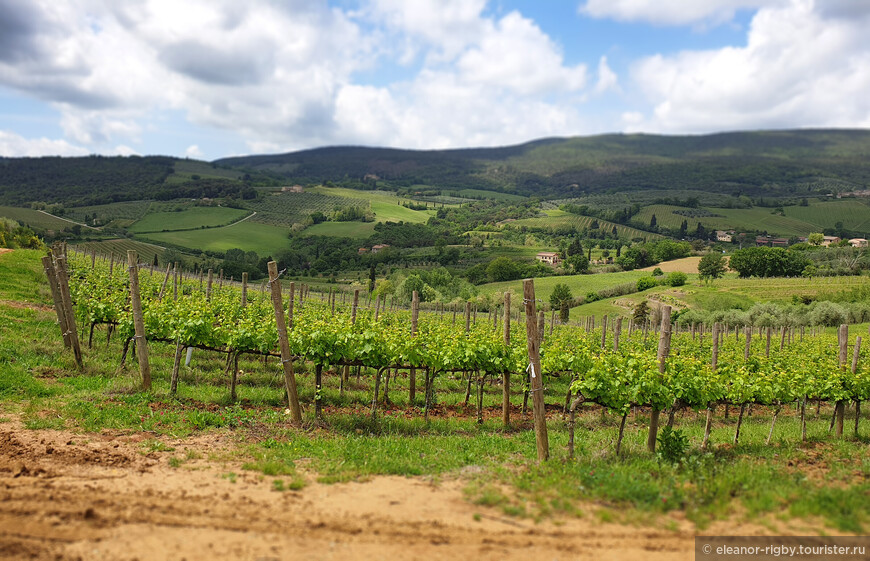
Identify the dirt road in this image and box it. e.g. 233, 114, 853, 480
0, 419, 761, 561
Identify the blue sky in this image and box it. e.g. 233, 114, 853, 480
0, 0, 868, 160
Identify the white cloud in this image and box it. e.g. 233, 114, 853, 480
0, 1, 603, 154
112, 144, 139, 157
595, 56, 619, 94
0, 129, 88, 157
628, 0, 870, 132
580, 0, 785, 26
185, 144, 204, 159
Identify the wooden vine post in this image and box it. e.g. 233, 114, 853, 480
647, 304, 671, 453
126, 251, 151, 390
854, 336, 862, 436
502, 291, 511, 428
268, 261, 302, 425
836, 324, 848, 438
522, 279, 549, 461
702, 322, 719, 450
341, 289, 360, 394
409, 290, 419, 403
52, 254, 84, 370
42, 255, 71, 349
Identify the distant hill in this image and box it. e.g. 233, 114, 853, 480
0, 155, 278, 207
216, 129, 870, 199
2, 130, 870, 208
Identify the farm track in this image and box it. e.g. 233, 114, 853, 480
0, 417, 749, 561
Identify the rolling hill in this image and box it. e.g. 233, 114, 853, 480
215, 129, 870, 199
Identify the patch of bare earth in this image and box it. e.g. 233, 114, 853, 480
640, 256, 703, 274
0, 418, 800, 561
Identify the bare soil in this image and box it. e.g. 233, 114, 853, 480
0, 416, 801, 561
640, 256, 702, 274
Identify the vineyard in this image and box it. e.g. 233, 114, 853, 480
247, 191, 368, 228
54, 247, 870, 456
507, 212, 660, 241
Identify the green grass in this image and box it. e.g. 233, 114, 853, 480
479, 270, 647, 299
302, 221, 377, 238
633, 205, 812, 237
632, 201, 870, 238
62, 201, 152, 228
0, 205, 89, 231
141, 221, 290, 256
786, 199, 870, 232
128, 206, 249, 233
308, 186, 434, 224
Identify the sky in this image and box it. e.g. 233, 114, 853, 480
1, 0, 869, 160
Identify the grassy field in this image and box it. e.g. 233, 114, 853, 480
3, 248, 870, 535
302, 221, 377, 238
633, 205, 812, 237
566, 272, 870, 320
62, 200, 152, 228
128, 206, 249, 233
633, 200, 870, 237
785, 199, 870, 232
308, 186, 434, 224
479, 270, 648, 299
0, 205, 89, 231
74, 238, 168, 264
142, 221, 289, 256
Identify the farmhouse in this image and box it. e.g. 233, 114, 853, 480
715, 230, 734, 242
371, 244, 390, 254
822, 236, 842, 247
849, 238, 868, 248
536, 251, 561, 266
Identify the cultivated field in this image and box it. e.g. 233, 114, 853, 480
142, 221, 289, 256
509, 210, 660, 240
128, 206, 250, 233
0, 206, 89, 232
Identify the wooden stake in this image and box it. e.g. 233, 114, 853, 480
503, 292, 511, 428
267, 261, 302, 425
855, 336, 862, 436
126, 251, 151, 389
410, 290, 419, 403
522, 279, 549, 461
836, 324, 848, 437
42, 256, 71, 348
702, 322, 719, 450
647, 305, 671, 453
53, 255, 83, 370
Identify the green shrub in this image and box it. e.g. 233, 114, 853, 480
665, 271, 687, 286
637, 276, 658, 291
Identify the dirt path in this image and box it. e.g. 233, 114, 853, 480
0, 419, 777, 561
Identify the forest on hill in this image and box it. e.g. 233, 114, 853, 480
215, 129, 870, 199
